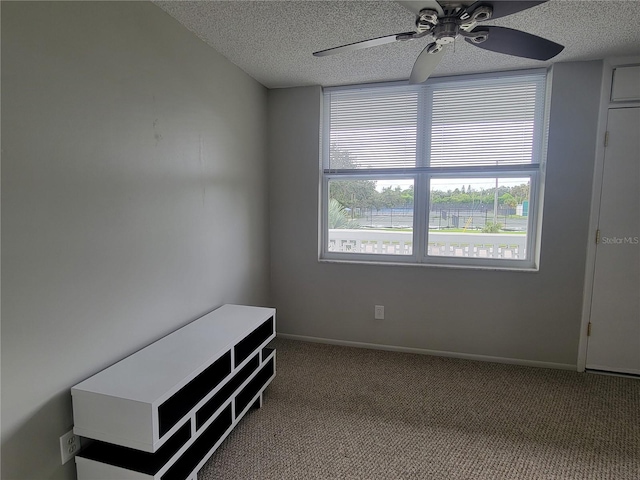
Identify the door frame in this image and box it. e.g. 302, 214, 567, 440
577, 55, 640, 372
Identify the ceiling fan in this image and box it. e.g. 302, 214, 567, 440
312, 1, 564, 84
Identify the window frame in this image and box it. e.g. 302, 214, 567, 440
320, 69, 550, 271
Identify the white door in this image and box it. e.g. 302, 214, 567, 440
586, 107, 640, 375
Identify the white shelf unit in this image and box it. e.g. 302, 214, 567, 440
71, 304, 276, 480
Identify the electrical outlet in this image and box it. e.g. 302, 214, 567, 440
374, 305, 385, 320
60, 429, 81, 465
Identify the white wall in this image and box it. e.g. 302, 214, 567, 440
269, 62, 603, 367
1, 2, 269, 479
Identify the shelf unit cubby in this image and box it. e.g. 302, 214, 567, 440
71, 304, 276, 480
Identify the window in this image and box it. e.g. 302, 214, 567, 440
320, 70, 548, 270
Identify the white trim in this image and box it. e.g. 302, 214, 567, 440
278, 333, 575, 371
577, 55, 640, 373
577, 60, 611, 373
318, 257, 539, 272
586, 369, 640, 379
318, 89, 326, 261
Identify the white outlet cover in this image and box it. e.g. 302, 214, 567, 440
60, 429, 81, 464
374, 305, 384, 320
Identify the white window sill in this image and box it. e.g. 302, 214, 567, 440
318, 257, 540, 272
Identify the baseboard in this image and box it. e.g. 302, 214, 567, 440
277, 333, 576, 371
586, 367, 640, 378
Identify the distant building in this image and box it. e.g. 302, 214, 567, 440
516, 201, 529, 217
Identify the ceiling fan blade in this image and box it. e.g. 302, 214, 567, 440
398, 1, 444, 16
409, 45, 445, 84
466, 26, 564, 61
465, 1, 547, 21
313, 32, 416, 57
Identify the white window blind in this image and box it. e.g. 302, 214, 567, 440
326, 88, 418, 169
325, 73, 546, 170
429, 75, 546, 167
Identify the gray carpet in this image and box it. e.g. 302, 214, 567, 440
198, 338, 640, 479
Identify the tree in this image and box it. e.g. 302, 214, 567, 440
500, 193, 517, 208
329, 143, 356, 169
328, 199, 360, 229
379, 186, 407, 209
510, 183, 530, 204
400, 185, 414, 206
329, 145, 377, 214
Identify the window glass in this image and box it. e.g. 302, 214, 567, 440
427, 178, 531, 260
328, 178, 414, 255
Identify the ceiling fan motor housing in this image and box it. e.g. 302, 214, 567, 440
416, 4, 493, 49
434, 18, 459, 44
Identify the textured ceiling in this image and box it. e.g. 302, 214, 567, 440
154, 0, 640, 88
